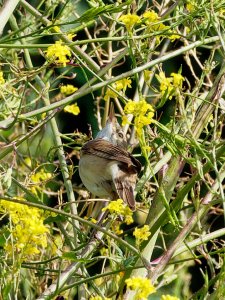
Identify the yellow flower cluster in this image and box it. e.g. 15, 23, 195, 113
143, 10, 159, 24
113, 221, 124, 235
67, 33, 76, 41
119, 10, 180, 41
60, 84, 78, 95
31, 168, 52, 195
119, 14, 141, 31
0, 71, 5, 84
161, 295, 180, 300
0, 200, 49, 258
133, 225, 151, 245
171, 73, 184, 87
156, 71, 185, 100
46, 40, 71, 67
31, 168, 52, 183
119, 10, 180, 42
102, 199, 133, 225
64, 103, 80, 115
122, 99, 154, 136
116, 78, 132, 91
143, 10, 180, 42
125, 277, 156, 300
186, 0, 197, 12
104, 78, 132, 101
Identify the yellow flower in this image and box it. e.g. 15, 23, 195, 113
156, 71, 185, 100
123, 206, 134, 225
64, 103, 80, 115
143, 10, 180, 43
102, 199, 124, 214
122, 100, 154, 136
115, 78, 132, 91
30, 168, 52, 195
24, 157, 32, 167
156, 71, 173, 96
161, 295, 180, 300
0, 71, 5, 84
104, 78, 132, 101
121, 115, 131, 126
123, 100, 153, 116
41, 112, 47, 120
134, 113, 154, 136
133, 225, 151, 245
119, 14, 141, 31
102, 199, 134, 225
125, 277, 156, 300
0, 199, 49, 259
113, 221, 123, 235
31, 168, 52, 183
186, 1, 196, 12
67, 33, 76, 41
143, 10, 159, 24
46, 40, 71, 67
171, 73, 185, 88
94, 277, 104, 286
143, 70, 152, 82
53, 25, 61, 33
60, 84, 78, 95
104, 88, 117, 101
143, 9, 165, 34
90, 218, 97, 224
169, 33, 180, 42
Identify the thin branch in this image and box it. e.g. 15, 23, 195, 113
0, 36, 220, 129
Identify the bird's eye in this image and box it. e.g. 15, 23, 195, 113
118, 132, 124, 138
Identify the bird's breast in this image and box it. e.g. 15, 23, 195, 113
79, 154, 117, 198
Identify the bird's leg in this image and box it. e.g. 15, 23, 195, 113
88, 200, 110, 241
90, 200, 106, 221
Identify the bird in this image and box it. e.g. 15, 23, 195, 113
79, 104, 141, 211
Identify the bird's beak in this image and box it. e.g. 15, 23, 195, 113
96, 102, 118, 140
96, 103, 115, 139
108, 102, 116, 125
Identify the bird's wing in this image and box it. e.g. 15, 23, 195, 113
81, 139, 141, 173
113, 172, 137, 211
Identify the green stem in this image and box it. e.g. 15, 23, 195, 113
0, 36, 219, 129
0, 196, 139, 255
20, 0, 100, 73
173, 228, 225, 258
9, 14, 80, 241
150, 164, 225, 283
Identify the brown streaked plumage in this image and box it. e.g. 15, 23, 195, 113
79, 104, 141, 211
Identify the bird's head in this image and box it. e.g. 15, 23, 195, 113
96, 103, 127, 149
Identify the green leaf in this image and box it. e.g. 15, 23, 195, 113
44, 214, 67, 223
74, 0, 133, 23
0, 233, 6, 247
123, 256, 137, 267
